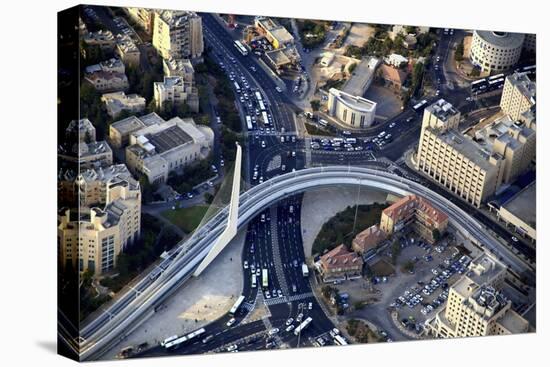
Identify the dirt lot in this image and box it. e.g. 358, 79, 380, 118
364, 85, 403, 120
344, 23, 375, 48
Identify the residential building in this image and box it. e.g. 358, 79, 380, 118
152, 10, 204, 60
327, 88, 377, 128
154, 75, 199, 113
101, 91, 146, 118
378, 64, 407, 91
318, 244, 363, 282
380, 195, 448, 243
59, 118, 113, 169
82, 30, 116, 58
499, 72, 536, 121
58, 164, 141, 275
125, 116, 214, 184
470, 31, 525, 73
126, 7, 154, 34
255, 17, 294, 49
497, 182, 536, 242
352, 225, 387, 256
163, 57, 195, 81
84, 58, 129, 92
428, 254, 529, 338
384, 53, 408, 68
115, 34, 141, 67
109, 112, 165, 149
342, 57, 380, 97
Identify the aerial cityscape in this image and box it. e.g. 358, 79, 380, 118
57, 5, 536, 361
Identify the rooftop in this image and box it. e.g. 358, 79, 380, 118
426, 99, 460, 122
320, 244, 363, 270
342, 57, 380, 96
382, 194, 448, 225
157, 10, 199, 27
352, 224, 387, 253
501, 181, 536, 229
256, 17, 294, 45
474, 30, 525, 49
145, 125, 193, 153
506, 72, 536, 104
329, 88, 377, 113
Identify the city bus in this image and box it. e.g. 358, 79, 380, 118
234, 81, 241, 93
258, 100, 266, 111
229, 295, 245, 315
487, 73, 504, 81
294, 317, 313, 335
255, 91, 263, 103
164, 328, 206, 350
412, 99, 428, 112
234, 40, 249, 56
160, 334, 179, 347
333, 335, 348, 345
262, 269, 269, 288
470, 78, 486, 87
301, 263, 309, 277
246, 115, 253, 130
251, 274, 257, 288
261, 111, 269, 125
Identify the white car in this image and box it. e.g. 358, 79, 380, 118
243, 261, 249, 269
275, 86, 283, 93
268, 328, 279, 336
286, 318, 294, 326
226, 318, 236, 327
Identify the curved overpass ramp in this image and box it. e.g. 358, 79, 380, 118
80, 166, 532, 360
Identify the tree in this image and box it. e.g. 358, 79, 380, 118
455, 40, 464, 62
138, 175, 154, 204
432, 228, 441, 242
403, 260, 415, 273
470, 67, 481, 77
310, 100, 321, 111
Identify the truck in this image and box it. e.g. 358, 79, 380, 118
301, 263, 309, 277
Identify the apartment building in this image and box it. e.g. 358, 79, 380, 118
379, 194, 448, 243
499, 72, 536, 121
163, 57, 195, 81
84, 58, 129, 92
126, 7, 154, 34
58, 118, 113, 169
58, 164, 141, 275
152, 10, 204, 60
124, 116, 214, 184
428, 254, 529, 338
115, 34, 141, 67
82, 29, 116, 59
154, 75, 199, 113
470, 31, 525, 73
101, 91, 146, 118
318, 244, 363, 282
327, 88, 377, 128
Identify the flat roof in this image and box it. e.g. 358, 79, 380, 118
146, 125, 192, 153
501, 182, 536, 229
426, 99, 460, 122
342, 57, 379, 97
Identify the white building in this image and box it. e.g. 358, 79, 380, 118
115, 34, 141, 67
384, 53, 408, 68
470, 31, 525, 73
154, 76, 199, 113
327, 88, 377, 129
125, 117, 214, 184
84, 58, 129, 92
101, 91, 146, 118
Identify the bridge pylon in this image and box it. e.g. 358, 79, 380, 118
193, 143, 242, 276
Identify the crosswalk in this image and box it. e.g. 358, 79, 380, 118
263, 292, 314, 307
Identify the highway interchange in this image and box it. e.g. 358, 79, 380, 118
73, 12, 535, 360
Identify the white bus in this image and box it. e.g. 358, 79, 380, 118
255, 91, 263, 103
301, 263, 309, 277
258, 100, 266, 111
262, 111, 269, 125
251, 274, 257, 288
160, 334, 179, 347
234, 81, 241, 93
488, 73, 504, 81
262, 269, 269, 288
234, 40, 248, 56
294, 317, 313, 335
230, 295, 245, 315
412, 99, 428, 112
246, 115, 253, 130
333, 335, 348, 345
471, 78, 486, 87
164, 328, 206, 350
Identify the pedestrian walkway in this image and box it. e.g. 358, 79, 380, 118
286, 292, 314, 302
264, 296, 288, 306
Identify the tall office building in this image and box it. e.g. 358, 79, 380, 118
152, 10, 204, 60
